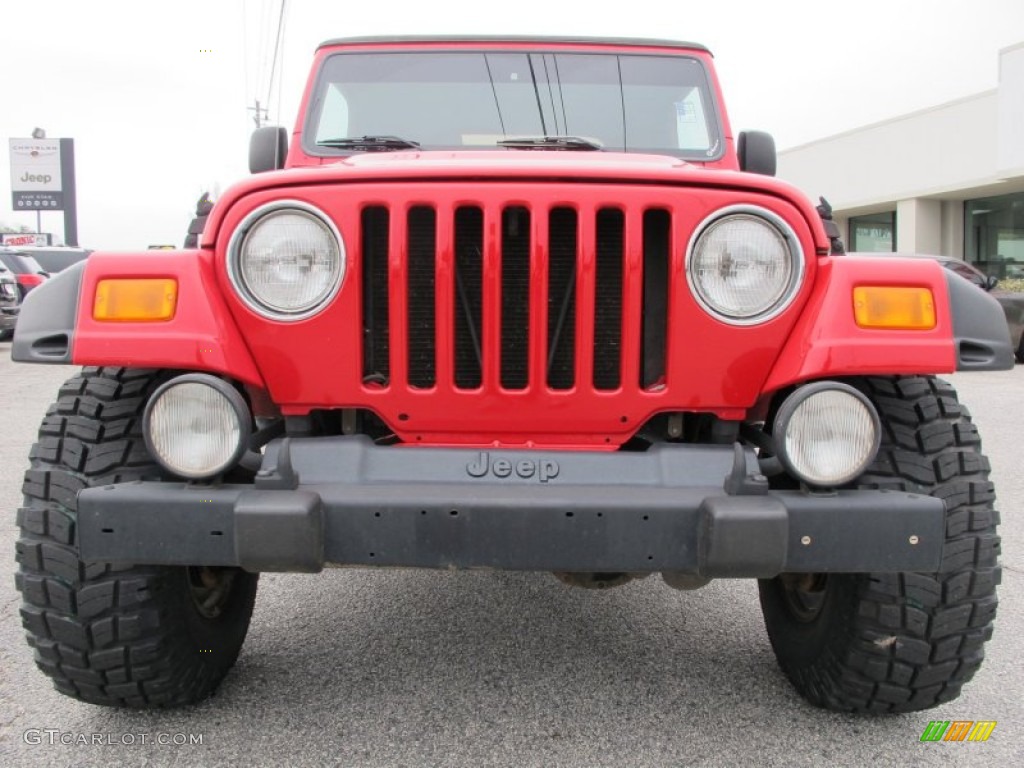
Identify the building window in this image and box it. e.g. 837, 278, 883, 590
849, 211, 896, 252
965, 192, 1024, 279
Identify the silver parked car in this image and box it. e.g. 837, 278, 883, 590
7, 245, 91, 274
0, 263, 21, 340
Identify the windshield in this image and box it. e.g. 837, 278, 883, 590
307, 51, 722, 159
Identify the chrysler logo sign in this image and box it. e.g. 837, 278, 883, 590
9, 138, 65, 209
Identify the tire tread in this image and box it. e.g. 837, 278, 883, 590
15, 366, 256, 708
760, 376, 1000, 712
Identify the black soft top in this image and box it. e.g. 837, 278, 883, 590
317, 35, 710, 54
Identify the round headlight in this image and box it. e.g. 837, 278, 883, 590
686, 206, 803, 324
229, 201, 344, 319
773, 382, 881, 488
144, 374, 251, 480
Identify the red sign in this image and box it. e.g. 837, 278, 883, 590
1, 233, 50, 246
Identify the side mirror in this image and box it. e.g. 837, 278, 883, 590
249, 126, 288, 174
985, 275, 999, 292
737, 130, 776, 176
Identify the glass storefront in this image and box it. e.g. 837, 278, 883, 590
965, 191, 1024, 278
849, 211, 896, 252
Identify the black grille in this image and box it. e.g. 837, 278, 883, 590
453, 207, 484, 389
641, 209, 670, 389
360, 200, 671, 396
593, 209, 624, 390
407, 207, 436, 389
546, 207, 577, 390
501, 207, 531, 390
361, 207, 390, 384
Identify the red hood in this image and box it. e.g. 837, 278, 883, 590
202, 150, 827, 251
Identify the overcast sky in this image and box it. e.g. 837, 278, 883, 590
3, 0, 1023, 250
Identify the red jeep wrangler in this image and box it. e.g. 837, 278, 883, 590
13, 36, 1012, 712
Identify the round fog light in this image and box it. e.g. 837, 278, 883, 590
143, 374, 251, 480
773, 382, 881, 487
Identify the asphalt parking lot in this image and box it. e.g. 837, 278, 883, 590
0, 350, 1020, 767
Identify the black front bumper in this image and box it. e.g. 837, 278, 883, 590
77, 437, 946, 576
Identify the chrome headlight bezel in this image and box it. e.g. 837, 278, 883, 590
227, 199, 345, 321
685, 205, 805, 326
772, 381, 882, 488
143, 373, 251, 480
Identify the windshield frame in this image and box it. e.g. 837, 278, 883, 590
301, 47, 726, 162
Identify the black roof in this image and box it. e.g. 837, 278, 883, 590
317, 35, 710, 54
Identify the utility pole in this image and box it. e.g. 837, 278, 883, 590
248, 99, 268, 129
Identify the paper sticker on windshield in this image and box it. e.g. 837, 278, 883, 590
675, 101, 697, 124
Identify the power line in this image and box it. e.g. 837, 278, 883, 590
274, 4, 287, 123
242, 0, 251, 113
256, 0, 272, 99
243, 0, 287, 129
266, 0, 287, 117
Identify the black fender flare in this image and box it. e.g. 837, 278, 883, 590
10, 260, 84, 364
947, 271, 1014, 370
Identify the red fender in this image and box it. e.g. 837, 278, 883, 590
762, 256, 956, 393
72, 250, 265, 388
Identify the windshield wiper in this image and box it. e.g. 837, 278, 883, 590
316, 135, 420, 152
497, 135, 604, 151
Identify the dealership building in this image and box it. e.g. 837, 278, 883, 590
778, 42, 1024, 279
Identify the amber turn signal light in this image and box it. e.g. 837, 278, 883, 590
853, 286, 935, 330
93, 279, 178, 322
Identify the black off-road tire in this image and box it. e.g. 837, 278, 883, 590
15, 367, 258, 707
759, 376, 1000, 713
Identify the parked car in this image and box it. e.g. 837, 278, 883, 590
7, 245, 91, 274
0, 263, 21, 340
996, 290, 1024, 363
856, 252, 1024, 362
0, 249, 49, 300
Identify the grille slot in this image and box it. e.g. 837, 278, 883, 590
547, 207, 578, 390
593, 208, 624, 390
453, 207, 484, 389
361, 206, 390, 385
407, 207, 437, 389
641, 209, 670, 389
501, 207, 531, 390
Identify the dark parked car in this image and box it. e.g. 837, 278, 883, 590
858, 252, 1024, 362
0, 249, 49, 300
0, 263, 21, 340
12, 245, 91, 274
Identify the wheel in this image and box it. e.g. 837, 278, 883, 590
0, 329, 12, 341
1015, 333, 1024, 364
758, 376, 1000, 713
15, 367, 258, 707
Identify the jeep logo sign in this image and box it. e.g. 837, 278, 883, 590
466, 452, 560, 482
9, 138, 65, 210
20, 172, 53, 184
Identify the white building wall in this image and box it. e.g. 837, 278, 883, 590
940, 201, 965, 259
778, 93, 999, 212
897, 199, 942, 253
997, 42, 1024, 177
776, 43, 1024, 261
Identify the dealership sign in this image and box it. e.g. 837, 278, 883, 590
1, 233, 51, 246
9, 139, 64, 210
